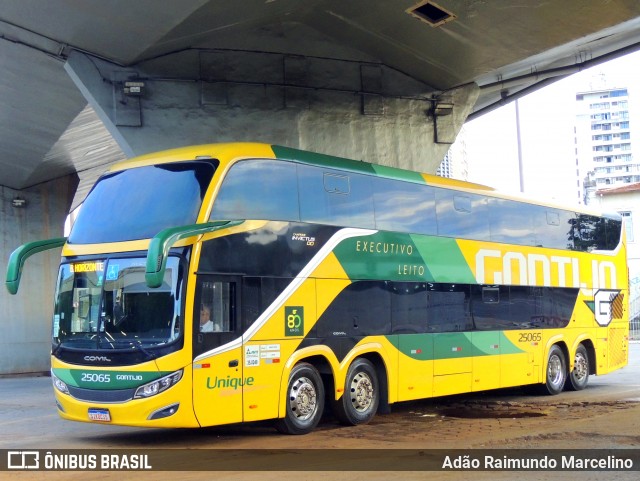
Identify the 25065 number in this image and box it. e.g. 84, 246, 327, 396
81, 373, 111, 383
519, 332, 542, 342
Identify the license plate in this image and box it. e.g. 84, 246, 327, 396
88, 408, 111, 422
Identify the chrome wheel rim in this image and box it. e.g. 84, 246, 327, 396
548, 353, 564, 389
573, 351, 588, 382
349, 371, 374, 413
289, 376, 317, 421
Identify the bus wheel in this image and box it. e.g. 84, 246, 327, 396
333, 358, 379, 425
276, 363, 324, 435
543, 345, 567, 395
567, 344, 589, 391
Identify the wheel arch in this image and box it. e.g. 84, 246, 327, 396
278, 343, 392, 419
336, 343, 391, 412
278, 346, 339, 419
354, 351, 390, 415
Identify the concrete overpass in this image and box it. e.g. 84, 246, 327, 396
2, 1, 640, 373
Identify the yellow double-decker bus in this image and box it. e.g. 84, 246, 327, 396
6, 143, 629, 434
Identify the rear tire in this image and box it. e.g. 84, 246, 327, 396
542, 345, 567, 395
567, 344, 589, 391
276, 363, 324, 435
332, 358, 379, 425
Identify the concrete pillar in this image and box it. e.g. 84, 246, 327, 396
0, 175, 77, 374
64, 49, 478, 174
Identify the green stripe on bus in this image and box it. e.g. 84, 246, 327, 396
370, 164, 426, 183
272, 145, 377, 175
332, 231, 477, 283
410, 235, 477, 284
52, 368, 170, 390
386, 332, 524, 360
332, 231, 435, 281
272, 145, 428, 184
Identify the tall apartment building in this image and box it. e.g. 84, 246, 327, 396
575, 87, 637, 205
577, 85, 640, 334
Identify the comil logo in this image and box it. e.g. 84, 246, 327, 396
7, 451, 39, 469
84, 356, 111, 362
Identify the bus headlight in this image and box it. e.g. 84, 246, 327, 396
134, 370, 183, 399
51, 371, 70, 395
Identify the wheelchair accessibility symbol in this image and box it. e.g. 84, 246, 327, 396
106, 264, 120, 281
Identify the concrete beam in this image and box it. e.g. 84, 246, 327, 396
64, 48, 478, 174
64, 51, 137, 158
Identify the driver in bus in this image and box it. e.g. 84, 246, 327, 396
199, 303, 221, 332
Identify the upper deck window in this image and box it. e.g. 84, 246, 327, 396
69, 161, 217, 244
210, 159, 300, 221
298, 164, 375, 229
373, 178, 436, 235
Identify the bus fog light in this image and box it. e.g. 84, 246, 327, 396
134, 370, 183, 399
148, 403, 180, 420
52, 372, 70, 395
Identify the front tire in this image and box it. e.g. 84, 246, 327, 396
567, 344, 589, 391
333, 358, 379, 425
543, 345, 567, 395
276, 363, 324, 435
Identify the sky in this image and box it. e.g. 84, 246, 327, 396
462, 49, 640, 206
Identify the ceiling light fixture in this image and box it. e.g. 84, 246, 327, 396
12, 197, 27, 208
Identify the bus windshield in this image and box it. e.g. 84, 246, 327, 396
52, 257, 183, 351
68, 161, 217, 244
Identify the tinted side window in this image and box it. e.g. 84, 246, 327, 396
316, 281, 391, 337
390, 282, 429, 333
298, 165, 374, 228
572, 214, 621, 252
470, 285, 512, 330
260, 277, 292, 314
435, 189, 489, 240
242, 277, 261, 329
509, 286, 574, 328
488, 198, 536, 246
467, 285, 577, 330
210, 159, 300, 221
241, 276, 292, 333
605, 217, 622, 250
426, 283, 473, 332
373, 179, 437, 235
533, 208, 574, 250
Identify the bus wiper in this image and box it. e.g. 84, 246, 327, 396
129, 338, 157, 359
97, 331, 116, 350
52, 336, 100, 353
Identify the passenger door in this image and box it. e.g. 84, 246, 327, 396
192, 275, 244, 427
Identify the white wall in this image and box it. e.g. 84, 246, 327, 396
593, 189, 640, 327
